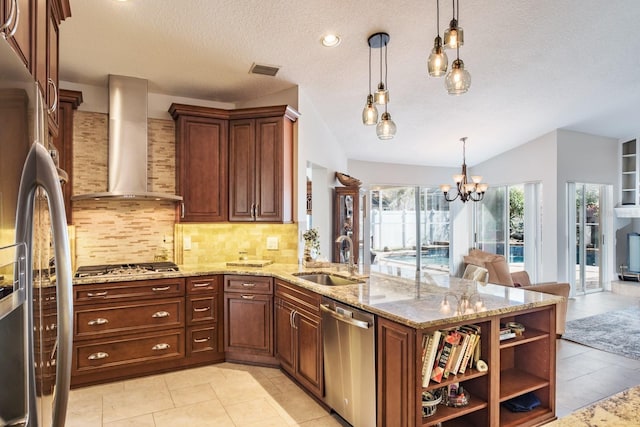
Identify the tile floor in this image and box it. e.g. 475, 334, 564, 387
66, 288, 640, 426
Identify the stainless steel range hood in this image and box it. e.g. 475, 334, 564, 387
72, 75, 182, 201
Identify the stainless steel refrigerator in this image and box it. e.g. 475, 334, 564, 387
0, 36, 73, 427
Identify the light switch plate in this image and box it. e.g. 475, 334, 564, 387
184, 236, 192, 250
266, 236, 279, 250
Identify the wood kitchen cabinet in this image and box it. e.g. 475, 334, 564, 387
274, 280, 323, 399
228, 106, 300, 223
186, 275, 224, 364
223, 275, 276, 365
53, 89, 82, 224
1, 0, 70, 137
71, 278, 187, 387
169, 104, 229, 222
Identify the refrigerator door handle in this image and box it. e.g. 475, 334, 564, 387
16, 141, 73, 427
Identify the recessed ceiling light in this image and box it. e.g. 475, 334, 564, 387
321, 33, 341, 47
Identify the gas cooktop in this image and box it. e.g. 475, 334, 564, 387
74, 262, 180, 278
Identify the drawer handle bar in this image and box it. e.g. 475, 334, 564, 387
87, 291, 108, 298
193, 306, 211, 312
192, 282, 211, 288
241, 295, 255, 300
152, 286, 171, 292
87, 318, 109, 326
152, 343, 171, 351
152, 311, 171, 318
88, 352, 109, 360
193, 337, 211, 343
242, 283, 256, 287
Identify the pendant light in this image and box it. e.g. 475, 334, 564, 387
363, 32, 397, 140
428, 0, 448, 77
445, 46, 471, 95
444, 0, 464, 49
372, 33, 390, 105
362, 42, 378, 125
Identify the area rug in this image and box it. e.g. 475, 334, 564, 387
562, 307, 640, 360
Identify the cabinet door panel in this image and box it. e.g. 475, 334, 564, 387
4, 0, 33, 68
179, 117, 227, 221
255, 118, 281, 221
274, 298, 294, 373
295, 311, 322, 396
229, 119, 256, 220
46, 6, 59, 134
224, 293, 272, 355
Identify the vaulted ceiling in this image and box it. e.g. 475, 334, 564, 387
60, 0, 640, 167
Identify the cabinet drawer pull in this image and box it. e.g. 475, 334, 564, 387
88, 352, 109, 360
193, 337, 210, 343
193, 306, 211, 312
47, 78, 58, 114
87, 318, 109, 326
152, 286, 171, 292
241, 282, 256, 287
192, 282, 210, 288
87, 291, 108, 298
241, 295, 255, 300
152, 311, 171, 318
152, 343, 171, 351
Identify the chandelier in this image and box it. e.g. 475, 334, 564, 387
440, 289, 486, 316
427, 0, 471, 95
440, 137, 488, 203
362, 32, 397, 140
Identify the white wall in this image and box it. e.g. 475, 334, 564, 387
297, 88, 348, 258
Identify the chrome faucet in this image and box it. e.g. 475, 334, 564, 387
335, 235, 356, 275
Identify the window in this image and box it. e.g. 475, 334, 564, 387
370, 186, 450, 273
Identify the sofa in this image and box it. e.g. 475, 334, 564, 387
463, 249, 570, 336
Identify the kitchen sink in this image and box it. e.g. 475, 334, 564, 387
294, 273, 362, 286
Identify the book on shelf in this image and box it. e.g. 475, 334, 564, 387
421, 330, 442, 387
431, 330, 460, 383
458, 324, 481, 373
451, 330, 471, 374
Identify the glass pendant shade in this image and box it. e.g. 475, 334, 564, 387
376, 112, 396, 140
445, 59, 471, 95
444, 20, 464, 49
374, 82, 389, 105
427, 37, 448, 77
362, 95, 379, 125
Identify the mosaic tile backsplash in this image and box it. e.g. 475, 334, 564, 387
71, 111, 299, 268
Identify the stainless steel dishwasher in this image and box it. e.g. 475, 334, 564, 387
321, 297, 376, 427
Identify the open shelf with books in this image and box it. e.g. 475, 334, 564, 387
406, 304, 557, 426
498, 307, 556, 427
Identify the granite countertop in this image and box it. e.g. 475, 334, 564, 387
73, 262, 563, 329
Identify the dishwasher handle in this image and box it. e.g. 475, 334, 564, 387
320, 304, 371, 329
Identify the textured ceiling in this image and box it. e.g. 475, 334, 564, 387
59, 0, 640, 167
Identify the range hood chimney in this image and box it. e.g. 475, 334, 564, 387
72, 75, 182, 201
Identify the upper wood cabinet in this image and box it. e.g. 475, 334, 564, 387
229, 106, 300, 223
170, 103, 300, 224
170, 104, 229, 222
1, 0, 70, 136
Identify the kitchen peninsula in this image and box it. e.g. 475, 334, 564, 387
71, 263, 561, 427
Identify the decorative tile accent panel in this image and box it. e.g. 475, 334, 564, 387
72, 112, 178, 266
72, 111, 107, 194
73, 200, 176, 266
176, 223, 299, 265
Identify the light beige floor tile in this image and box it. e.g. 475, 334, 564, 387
122, 373, 168, 391
65, 389, 103, 427
103, 413, 155, 427
102, 386, 174, 424
298, 415, 347, 427
169, 382, 217, 407
72, 380, 125, 397
209, 370, 271, 405
153, 399, 234, 427
268, 392, 330, 425
224, 397, 284, 426
162, 364, 227, 390
267, 374, 308, 396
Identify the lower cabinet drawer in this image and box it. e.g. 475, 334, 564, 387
74, 328, 185, 372
74, 298, 184, 339
187, 325, 219, 355
187, 295, 217, 325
